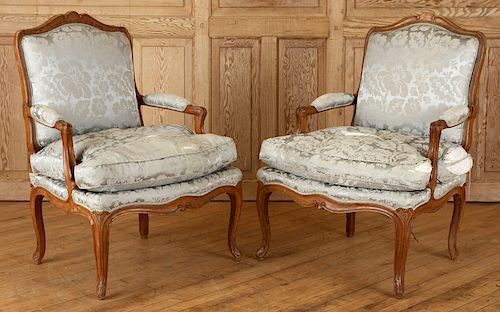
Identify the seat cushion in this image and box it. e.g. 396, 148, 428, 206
258, 167, 466, 210
30, 167, 242, 212
260, 126, 472, 191
31, 124, 237, 192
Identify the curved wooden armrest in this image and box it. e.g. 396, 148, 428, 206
139, 94, 207, 134
183, 105, 207, 134
29, 116, 77, 196
427, 119, 450, 194
295, 95, 357, 134
296, 106, 319, 134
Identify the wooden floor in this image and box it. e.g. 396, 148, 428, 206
0, 200, 499, 311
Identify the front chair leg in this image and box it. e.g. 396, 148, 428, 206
393, 209, 414, 298
228, 184, 242, 260
449, 188, 466, 260
256, 182, 272, 260
138, 214, 149, 239
30, 190, 45, 264
346, 213, 356, 237
91, 213, 111, 300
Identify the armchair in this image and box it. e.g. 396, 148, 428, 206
256, 13, 485, 298
15, 12, 242, 299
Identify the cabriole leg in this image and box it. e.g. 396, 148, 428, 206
449, 188, 466, 260
256, 182, 272, 260
30, 189, 45, 264
393, 209, 413, 299
91, 213, 110, 300
139, 213, 149, 239
228, 184, 242, 260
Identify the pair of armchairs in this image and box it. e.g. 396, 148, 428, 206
15, 12, 484, 299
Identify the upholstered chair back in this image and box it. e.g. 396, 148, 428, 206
20, 23, 141, 148
355, 23, 480, 143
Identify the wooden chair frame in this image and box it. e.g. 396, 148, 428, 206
14, 11, 242, 299
256, 13, 486, 298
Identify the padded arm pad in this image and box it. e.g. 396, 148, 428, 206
30, 104, 65, 128
311, 93, 355, 112
439, 106, 469, 127
143, 93, 191, 112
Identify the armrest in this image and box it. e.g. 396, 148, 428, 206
296, 93, 356, 133
29, 105, 76, 195
141, 93, 207, 134
30, 104, 65, 127
311, 93, 355, 112
438, 105, 469, 128
143, 93, 191, 112
427, 106, 470, 194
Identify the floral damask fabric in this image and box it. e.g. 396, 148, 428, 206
260, 126, 472, 191
30, 167, 242, 212
22, 23, 141, 148
439, 105, 470, 127
143, 93, 191, 112
257, 167, 466, 210
311, 93, 355, 112
355, 23, 479, 143
30, 105, 64, 128
31, 124, 237, 192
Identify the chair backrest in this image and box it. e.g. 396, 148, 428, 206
354, 14, 485, 145
16, 12, 141, 149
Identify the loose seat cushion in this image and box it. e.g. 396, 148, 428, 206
260, 126, 472, 191
31, 124, 237, 192
257, 167, 466, 210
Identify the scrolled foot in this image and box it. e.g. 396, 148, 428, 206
32, 247, 43, 264
256, 244, 269, 260
394, 275, 404, 299
449, 248, 459, 261
96, 280, 107, 300
230, 245, 241, 261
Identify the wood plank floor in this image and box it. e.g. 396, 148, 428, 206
0, 200, 499, 311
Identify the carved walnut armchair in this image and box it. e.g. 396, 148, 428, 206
15, 12, 242, 299
256, 14, 485, 298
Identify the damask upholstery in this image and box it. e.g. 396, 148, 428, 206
439, 105, 470, 128
355, 23, 479, 143
30, 105, 65, 128
311, 93, 355, 112
21, 23, 141, 148
31, 124, 237, 192
260, 126, 472, 191
143, 93, 191, 112
31, 167, 242, 212
258, 167, 466, 210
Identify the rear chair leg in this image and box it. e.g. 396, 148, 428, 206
346, 213, 356, 237
139, 214, 149, 239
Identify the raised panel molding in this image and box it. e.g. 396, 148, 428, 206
212, 0, 326, 16
484, 46, 500, 173
133, 38, 193, 127
209, 16, 329, 38
0, 37, 29, 200
278, 39, 326, 135
211, 39, 260, 180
